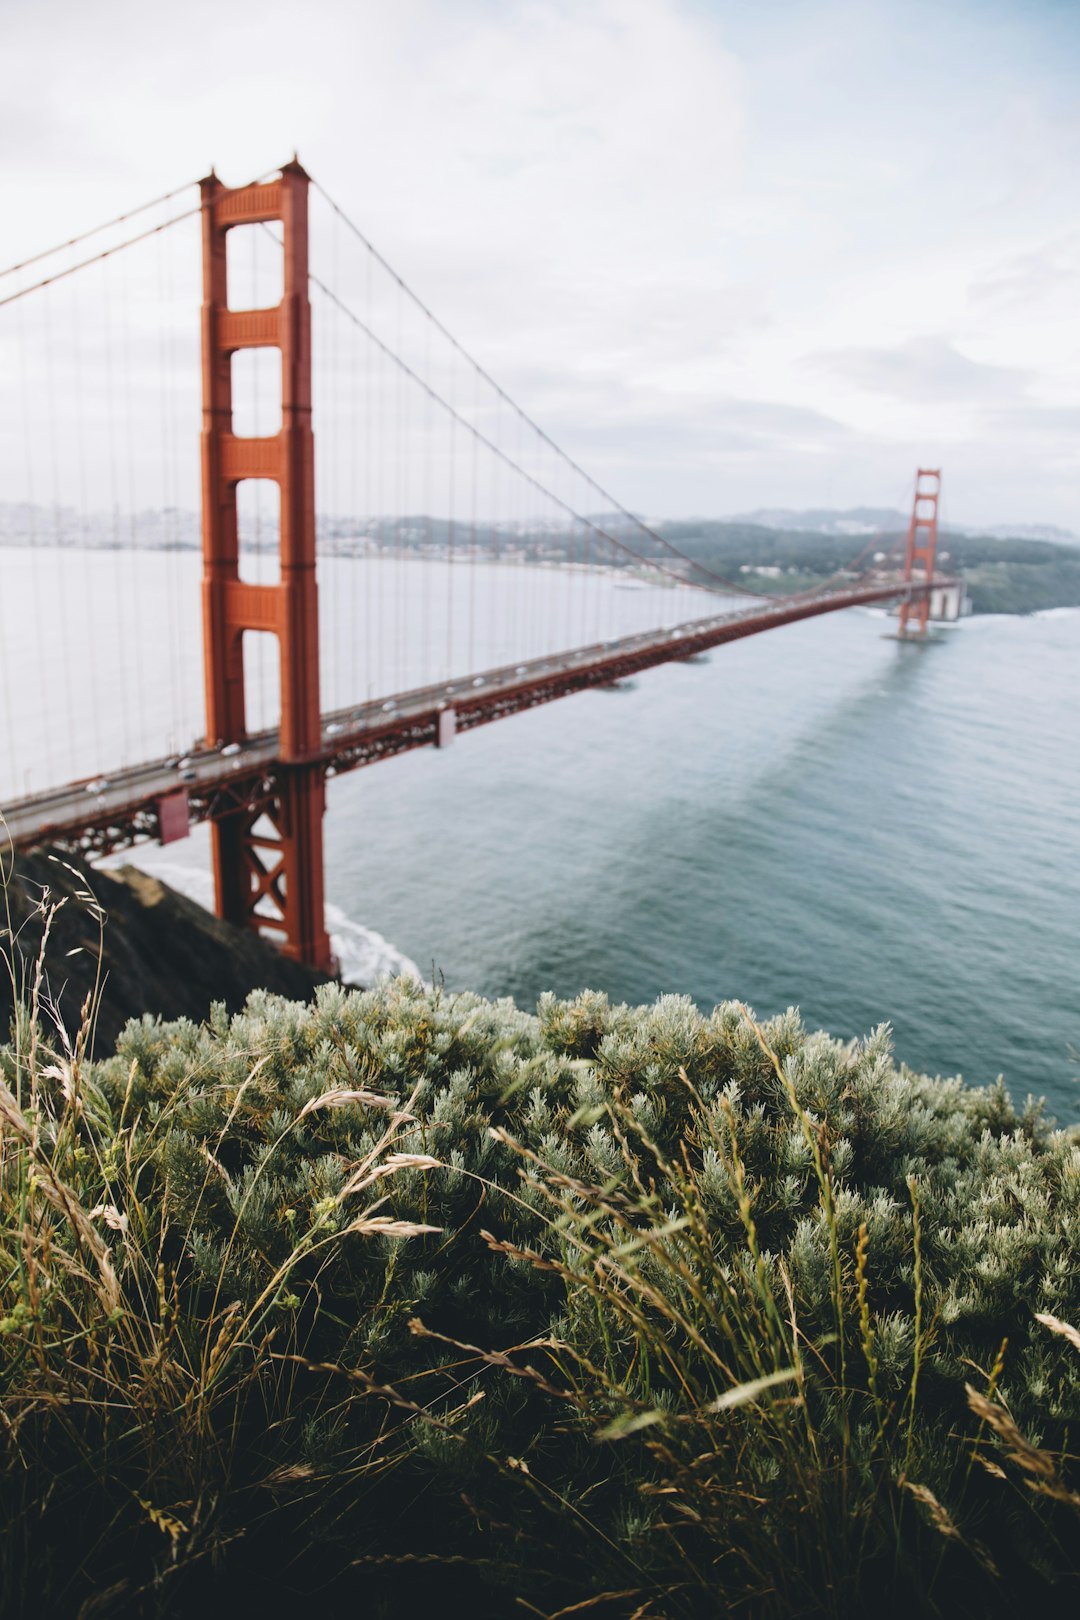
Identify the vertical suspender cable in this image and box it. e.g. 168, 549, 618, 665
471, 364, 481, 668
156, 222, 182, 756
562, 443, 573, 652
15, 299, 44, 794
518, 407, 526, 656
364, 246, 375, 702
374, 271, 386, 698
394, 280, 404, 694
330, 208, 342, 712
399, 289, 411, 692
492, 387, 503, 660
101, 244, 131, 765
43, 279, 78, 771
422, 318, 433, 689
466, 351, 476, 680
70, 271, 104, 773
350, 219, 363, 709
118, 254, 149, 755
445, 327, 455, 682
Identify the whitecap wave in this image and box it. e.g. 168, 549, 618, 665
326, 903, 421, 987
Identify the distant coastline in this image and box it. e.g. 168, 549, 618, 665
3, 500, 1079, 615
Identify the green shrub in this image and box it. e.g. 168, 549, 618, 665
2, 938, 1079, 1616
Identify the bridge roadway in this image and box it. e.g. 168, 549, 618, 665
1, 576, 948, 859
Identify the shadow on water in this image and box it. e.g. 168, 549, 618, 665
480, 625, 1079, 1117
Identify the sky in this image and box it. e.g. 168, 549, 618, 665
2, 0, 1079, 530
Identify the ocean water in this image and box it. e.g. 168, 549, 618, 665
320, 603, 1080, 1121
3, 550, 1077, 1122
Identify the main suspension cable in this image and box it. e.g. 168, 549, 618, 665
307, 268, 745, 603
0, 207, 201, 309
310, 178, 761, 598
0, 179, 201, 281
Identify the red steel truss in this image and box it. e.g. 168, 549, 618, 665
4, 574, 954, 868
897, 469, 941, 638
199, 162, 332, 970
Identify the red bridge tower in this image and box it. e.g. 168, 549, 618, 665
897, 468, 941, 638
199, 162, 332, 971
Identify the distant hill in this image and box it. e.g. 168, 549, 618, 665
959, 521, 1080, 545
730, 505, 1079, 547
3, 500, 1078, 613
729, 506, 907, 536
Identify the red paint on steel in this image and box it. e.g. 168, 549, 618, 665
199, 162, 332, 971
155, 790, 191, 844
2, 574, 950, 863
897, 470, 941, 638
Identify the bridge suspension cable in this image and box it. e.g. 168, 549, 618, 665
0, 206, 202, 310
310, 178, 907, 606
0, 175, 205, 803
0, 156, 955, 976
306, 265, 740, 600
311, 179, 764, 599
0, 178, 201, 283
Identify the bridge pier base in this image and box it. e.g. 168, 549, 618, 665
209, 765, 330, 968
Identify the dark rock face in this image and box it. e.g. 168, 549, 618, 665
1, 848, 330, 1053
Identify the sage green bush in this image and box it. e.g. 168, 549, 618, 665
3, 972, 1078, 1617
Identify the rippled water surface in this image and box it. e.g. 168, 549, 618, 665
325, 601, 1080, 1120
6, 552, 1078, 1120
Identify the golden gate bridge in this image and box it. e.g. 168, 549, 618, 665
0, 159, 959, 971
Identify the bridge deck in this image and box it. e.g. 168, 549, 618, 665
1, 578, 951, 858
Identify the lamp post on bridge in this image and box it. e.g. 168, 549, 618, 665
199, 159, 333, 972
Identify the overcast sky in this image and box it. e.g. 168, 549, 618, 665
3, 0, 1079, 529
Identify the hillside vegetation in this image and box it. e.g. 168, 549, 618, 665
0, 848, 329, 1049
653, 521, 1080, 614
4, 499, 1078, 614
2, 916, 1079, 1618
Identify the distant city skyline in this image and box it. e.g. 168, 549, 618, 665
0, 494, 1073, 548
3, 0, 1078, 529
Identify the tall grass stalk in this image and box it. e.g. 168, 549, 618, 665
0, 876, 451, 1615
4, 866, 1079, 1617
414, 1010, 1077, 1617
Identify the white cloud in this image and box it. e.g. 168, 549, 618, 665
2, 0, 1079, 529
804, 336, 1028, 405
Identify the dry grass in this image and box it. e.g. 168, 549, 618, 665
3, 858, 1079, 1618
0, 866, 461, 1615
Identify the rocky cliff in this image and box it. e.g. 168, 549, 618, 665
1, 848, 331, 1052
